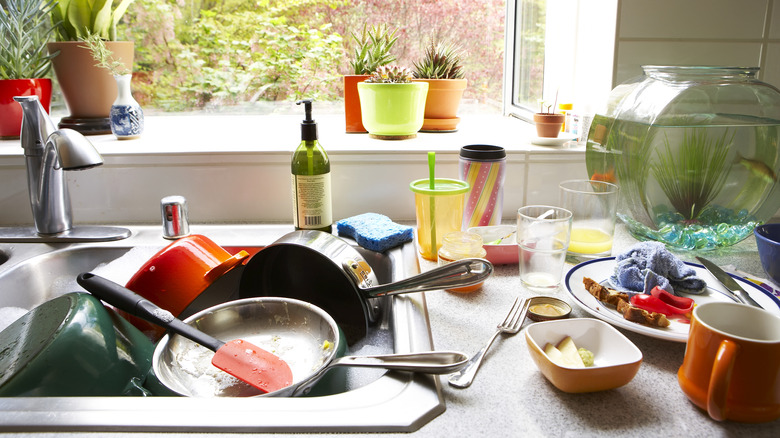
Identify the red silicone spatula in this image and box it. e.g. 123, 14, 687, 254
77, 272, 293, 394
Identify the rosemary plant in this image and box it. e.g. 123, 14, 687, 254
0, 0, 59, 79
349, 24, 398, 75
651, 127, 734, 221
80, 33, 131, 76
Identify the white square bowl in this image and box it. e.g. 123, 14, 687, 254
525, 318, 643, 393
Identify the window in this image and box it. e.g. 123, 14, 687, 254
504, 0, 617, 121
109, 0, 506, 115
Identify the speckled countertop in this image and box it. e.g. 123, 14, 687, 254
3, 224, 778, 438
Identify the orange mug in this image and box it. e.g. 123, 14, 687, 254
678, 302, 780, 422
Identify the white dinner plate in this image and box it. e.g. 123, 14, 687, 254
564, 257, 780, 342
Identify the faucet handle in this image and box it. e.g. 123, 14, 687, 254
161, 195, 190, 239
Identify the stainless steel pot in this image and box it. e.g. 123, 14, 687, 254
238, 230, 493, 344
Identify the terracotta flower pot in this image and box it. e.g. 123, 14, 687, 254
357, 82, 429, 139
48, 41, 134, 134
343, 75, 369, 133
413, 78, 467, 131
533, 113, 565, 138
0, 78, 52, 139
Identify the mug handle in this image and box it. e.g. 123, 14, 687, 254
707, 339, 739, 421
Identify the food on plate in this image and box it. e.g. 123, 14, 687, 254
543, 335, 594, 368
630, 286, 695, 316
577, 347, 594, 367
583, 277, 671, 328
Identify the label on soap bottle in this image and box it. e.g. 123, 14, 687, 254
292, 173, 332, 229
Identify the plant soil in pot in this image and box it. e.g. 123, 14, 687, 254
534, 113, 565, 137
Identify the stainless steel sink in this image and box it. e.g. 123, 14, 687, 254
0, 225, 444, 432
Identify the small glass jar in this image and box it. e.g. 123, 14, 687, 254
438, 231, 487, 293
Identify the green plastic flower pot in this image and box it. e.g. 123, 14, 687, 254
357, 82, 429, 139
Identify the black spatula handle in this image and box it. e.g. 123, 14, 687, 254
77, 272, 224, 352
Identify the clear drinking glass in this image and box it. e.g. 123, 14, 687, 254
559, 180, 619, 257
517, 205, 572, 291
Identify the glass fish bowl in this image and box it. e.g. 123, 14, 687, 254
585, 66, 780, 250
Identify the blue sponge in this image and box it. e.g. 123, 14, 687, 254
336, 213, 414, 252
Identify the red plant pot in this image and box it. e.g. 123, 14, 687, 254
0, 78, 52, 139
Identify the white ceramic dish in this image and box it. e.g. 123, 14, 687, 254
565, 257, 780, 342
525, 318, 642, 393
467, 225, 518, 265
530, 133, 577, 146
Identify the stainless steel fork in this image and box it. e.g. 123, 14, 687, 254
447, 297, 528, 388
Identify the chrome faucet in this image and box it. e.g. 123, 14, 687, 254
0, 96, 130, 242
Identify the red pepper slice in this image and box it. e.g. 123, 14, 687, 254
651, 286, 694, 314
630, 286, 695, 316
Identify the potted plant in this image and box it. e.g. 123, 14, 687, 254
0, 0, 58, 139
412, 40, 467, 132
357, 65, 428, 140
533, 98, 564, 137
47, 0, 135, 134
81, 33, 143, 139
344, 24, 398, 133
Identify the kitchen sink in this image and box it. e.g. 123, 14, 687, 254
0, 225, 444, 432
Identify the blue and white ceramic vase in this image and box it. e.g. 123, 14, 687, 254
110, 74, 144, 140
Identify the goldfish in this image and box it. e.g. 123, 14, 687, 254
738, 155, 777, 183
590, 168, 616, 183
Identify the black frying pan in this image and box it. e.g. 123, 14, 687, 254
238, 230, 493, 344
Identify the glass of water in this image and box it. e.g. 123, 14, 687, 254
517, 205, 573, 291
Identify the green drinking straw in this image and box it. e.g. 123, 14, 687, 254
428, 151, 436, 259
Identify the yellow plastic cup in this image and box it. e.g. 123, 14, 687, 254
410, 178, 469, 261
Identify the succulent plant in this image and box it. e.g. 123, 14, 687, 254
0, 0, 59, 79
364, 65, 413, 84
349, 23, 398, 75
52, 0, 135, 41
412, 41, 465, 80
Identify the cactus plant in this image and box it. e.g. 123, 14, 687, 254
413, 41, 465, 80
365, 65, 412, 84
349, 24, 398, 75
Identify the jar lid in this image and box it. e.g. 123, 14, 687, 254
459, 144, 506, 160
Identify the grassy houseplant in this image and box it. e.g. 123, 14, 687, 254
344, 23, 398, 133
412, 40, 467, 131
47, 0, 135, 134
0, 0, 58, 138
357, 65, 428, 139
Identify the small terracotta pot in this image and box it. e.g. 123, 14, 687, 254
533, 113, 565, 138
343, 75, 369, 133
0, 78, 52, 139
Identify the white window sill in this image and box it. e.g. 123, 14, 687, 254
1, 113, 584, 156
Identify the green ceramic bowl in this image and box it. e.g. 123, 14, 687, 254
0, 292, 154, 396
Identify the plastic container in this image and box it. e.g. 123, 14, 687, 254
585, 66, 780, 249
437, 231, 487, 293
410, 178, 469, 261
459, 144, 506, 229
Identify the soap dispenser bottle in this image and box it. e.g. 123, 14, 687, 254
291, 99, 332, 232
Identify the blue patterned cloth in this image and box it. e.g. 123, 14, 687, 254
610, 242, 707, 295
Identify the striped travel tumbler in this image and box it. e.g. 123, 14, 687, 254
459, 145, 506, 229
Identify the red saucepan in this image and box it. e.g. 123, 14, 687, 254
238, 230, 493, 344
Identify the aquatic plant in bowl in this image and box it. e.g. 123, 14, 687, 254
585, 66, 780, 250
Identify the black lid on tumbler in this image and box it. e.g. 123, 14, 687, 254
459, 144, 506, 160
